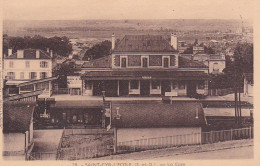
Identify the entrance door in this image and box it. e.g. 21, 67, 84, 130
187, 81, 197, 97
161, 81, 171, 95
104, 80, 118, 97
119, 80, 129, 96
140, 80, 150, 95
93, 81, 103, 96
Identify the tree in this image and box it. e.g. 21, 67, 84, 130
83, 40, 111, 60
204, 46, 215, 54
2, 35, 72, 57
182, 46, 193, 54
53, 61, 77, 88
210, 42, 253, 89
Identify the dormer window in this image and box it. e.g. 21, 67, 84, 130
120, 56, 127, 68
142, 56, 149, 68
163, 56, 170, 68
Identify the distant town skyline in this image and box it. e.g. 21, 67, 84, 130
3, 0, 254, 21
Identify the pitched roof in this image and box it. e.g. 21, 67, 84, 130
179, 56, 208, 68
3, 101, 36, 133
5, 49, 51, 59
111, 102, 206, 128
113, 35, 176, 52
82, 55, 112, 68
81, 55, 208, 69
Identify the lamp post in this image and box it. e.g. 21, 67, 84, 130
114, 106, 119, 154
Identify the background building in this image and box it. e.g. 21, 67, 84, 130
80, 34, 209, 97
3, 49, 55, 97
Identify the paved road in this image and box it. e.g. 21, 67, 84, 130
156, 146, 253, 159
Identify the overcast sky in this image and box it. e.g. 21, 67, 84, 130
3, 0, 255, 20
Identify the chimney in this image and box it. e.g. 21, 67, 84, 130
17, 50, 24, 59
8, 49, 12, 56
36, 49, 40, 59
171, 33, 178, 51
47, 48, 50, 53
111, 33, 115, 50
50, 50, 53, 58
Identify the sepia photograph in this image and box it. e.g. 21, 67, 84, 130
0, 0, 256, 164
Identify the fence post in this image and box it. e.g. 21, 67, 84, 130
231, 128, 233, 140
249, 126, 252, 139
210, 131, 213, 143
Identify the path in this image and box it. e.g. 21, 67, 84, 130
31, 129, 63, 160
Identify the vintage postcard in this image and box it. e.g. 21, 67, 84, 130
0, 0, 258, 166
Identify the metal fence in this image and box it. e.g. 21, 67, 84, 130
52, 88, 70, 95
28, 127, 253, 160
27, 152, 57, 160
64, 128, 114, 135
208, 88, 243, 96
56, 128, 66, 159
52, 88, 81, 95
117, 127, 253, 153
59, 144, 113, 160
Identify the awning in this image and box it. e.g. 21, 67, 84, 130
50, 100, 103, 109
81, 70, 209, 80
6, 80, 29, 86
17, 76, 58, 87
4, 90, 43, 102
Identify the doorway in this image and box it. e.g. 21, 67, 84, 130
161, 81, 171, 95
140, 80, 150, 96
187, 81, 197, 97
119, 80, 129, 96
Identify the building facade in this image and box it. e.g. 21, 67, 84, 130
3, 102, 35, 160
3, 49, 55, 97
80, 34, 209, 97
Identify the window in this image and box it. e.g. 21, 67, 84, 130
130, 80, 139, 89
163, 57, 169, 68
25, 61, 30, 68
121, 57, 127, 68
20, 72, 24, 79
40, 72, 47, 79
7, 72, 15, 80
151, 80, 160, 90
198, 81, 205, 89
30, 72, 37, 79
9, 61, 14, 68
178, 81, 185, 89
40, 61, 48, 68
20, 84, 34, 91
142, 57, 148, 68
36, 82, 49, 90
213, 63, 219, 72
172, 81, 178, 90
85, 80, 92, 90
